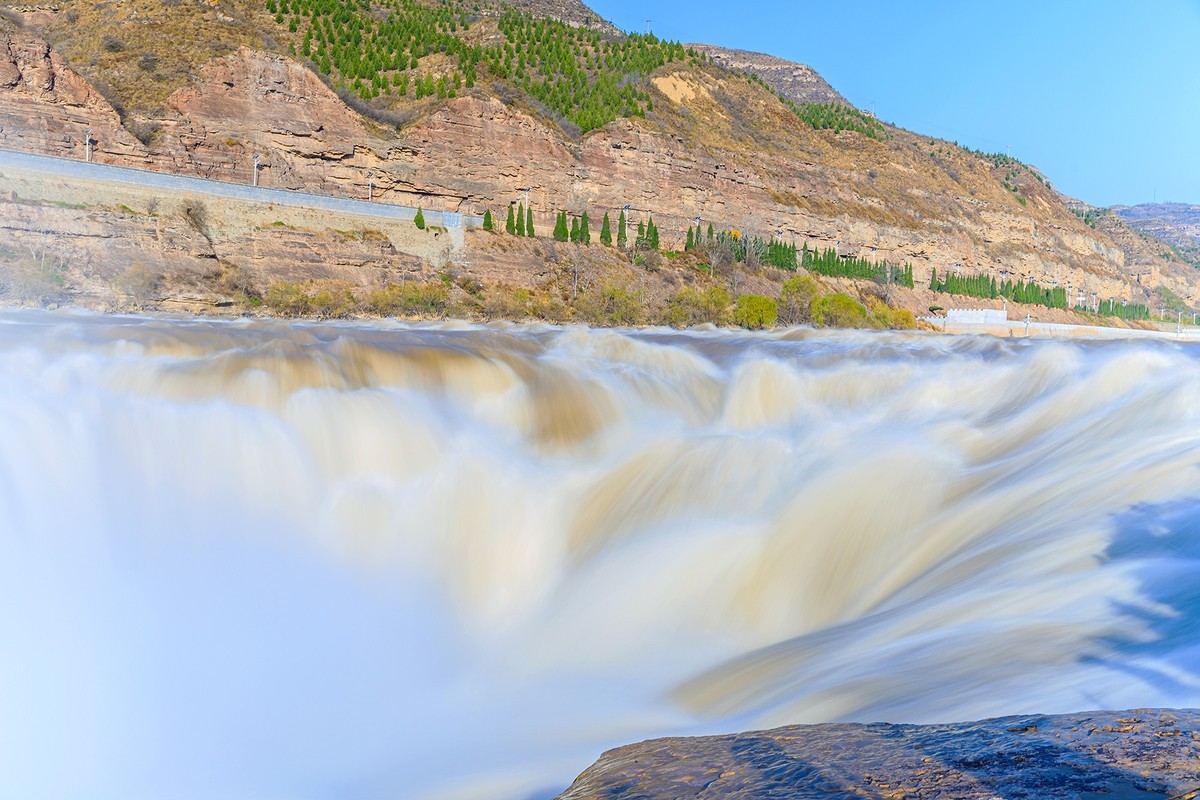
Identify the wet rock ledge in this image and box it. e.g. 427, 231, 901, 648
556, 710, 1200, 799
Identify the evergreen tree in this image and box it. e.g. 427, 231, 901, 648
414, 206, 426, 230
617, 209, 627, 248
506, 204, 516, 235
526, 205, 534, 237
570, 216, 580, 243
929, 267, 938, 291
600, 212, 612, 246
636, 220, 646, 246
516, 203, 526, 236
554, 211, 569, 242
482, 209, 494, 231
686, 226, 694, 251
580, 210, 591, 245
707, 223, 714, 242
647, 217, 659, 250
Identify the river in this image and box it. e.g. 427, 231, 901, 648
3, 309, 1200, 799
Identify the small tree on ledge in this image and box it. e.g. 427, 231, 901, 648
414, 206, 426, 230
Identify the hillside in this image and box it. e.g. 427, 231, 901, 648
689, 43, 846, 106
0, 0, 1197, 322
1114, 203, 1200, 268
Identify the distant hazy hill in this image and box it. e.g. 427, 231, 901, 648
1114, 203, 1200, 267
690, 43, 846, 106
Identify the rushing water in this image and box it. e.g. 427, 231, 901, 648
4, 309, 1200, 799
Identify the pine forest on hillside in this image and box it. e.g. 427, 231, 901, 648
270, 0, 698, 131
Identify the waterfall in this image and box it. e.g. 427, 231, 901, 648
3, 309, 1200, 799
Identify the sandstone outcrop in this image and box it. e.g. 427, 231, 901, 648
0, 26, 147, 162
557, 709, 1200, 799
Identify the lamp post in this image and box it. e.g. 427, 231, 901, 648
252, 154, 260, 187
367, 172, 374, 201
84, 128, 92, 163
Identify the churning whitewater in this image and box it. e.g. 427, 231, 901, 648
4, 309, 1200, 800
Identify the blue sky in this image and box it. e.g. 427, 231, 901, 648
585, 1, 1200, 208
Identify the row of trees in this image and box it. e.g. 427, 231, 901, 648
928, 268, 1068, 309
926, 269, 1152, 320
1090, 299, 1151, 320
802, 246, 916, 287
506, 203, 535, 237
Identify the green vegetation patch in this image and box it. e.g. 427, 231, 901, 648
802, 246, 914, 286
269, 0, 695, 132
786, 101, 885, 140
928, 267, 1068, 309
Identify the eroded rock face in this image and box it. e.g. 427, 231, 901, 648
0, 28, 147, 162
0, 31, 1194, 307
557, 710, 1200, 800
690, 44, 847, 106
156, 48, 377, 184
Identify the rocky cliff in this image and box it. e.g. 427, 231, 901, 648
0, 1, 1196, 314
0, 25, 148, 161
557, 709, 1200, 799
690, 43, 847, 106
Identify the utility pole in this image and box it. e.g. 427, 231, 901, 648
1025, 312, 1033, 336
367, 171, 374, 201
84, 128, 92, 163
252, 154, 260, 187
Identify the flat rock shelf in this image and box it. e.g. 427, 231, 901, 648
556, 710, 1200, 800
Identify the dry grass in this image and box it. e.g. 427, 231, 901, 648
30, 0, 281, 119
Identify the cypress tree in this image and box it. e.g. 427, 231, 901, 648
506, 204, 516, 235
636, 220, 646, 245
929, 267, 938, 291
526, 205, 534, 237
570, 216, 580, 243
600, 212, 612, 246
554, 211, 569, 242
580, 210, 591, 245
617, 209, 627, 248
707, 223, 714, 241
516, 203, 526, 236
686, 226, 694, 251
482, 209, 494, 231
414, 206, 426, 230
647, 217, 659, 250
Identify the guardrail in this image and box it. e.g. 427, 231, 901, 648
0, 149, 482, 231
